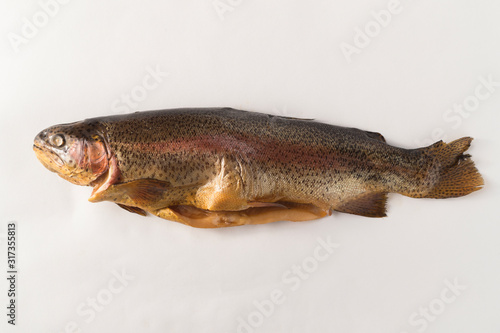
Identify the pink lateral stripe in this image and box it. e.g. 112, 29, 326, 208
127, 134, 343, 169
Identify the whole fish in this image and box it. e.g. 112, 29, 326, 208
33, 108, 483, 228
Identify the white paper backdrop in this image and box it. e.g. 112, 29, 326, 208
1, 1, 499, 332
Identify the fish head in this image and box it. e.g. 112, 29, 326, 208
33, 121, 109, 186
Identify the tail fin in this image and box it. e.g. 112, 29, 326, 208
424, 137, 484, 198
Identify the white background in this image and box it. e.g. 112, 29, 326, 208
1, 1, 499, 332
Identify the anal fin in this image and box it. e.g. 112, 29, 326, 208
335, 192, 388, 218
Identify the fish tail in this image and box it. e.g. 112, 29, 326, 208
422, 137, 484, 198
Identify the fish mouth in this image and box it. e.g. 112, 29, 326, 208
33, 143, 42, 152
33, 142, 65, 173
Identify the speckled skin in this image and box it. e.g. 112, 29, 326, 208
89, 109, 434, 207
35, 108, 482, 227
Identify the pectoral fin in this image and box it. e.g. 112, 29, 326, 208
90, 178, 171, 206
122, 179, 171, 206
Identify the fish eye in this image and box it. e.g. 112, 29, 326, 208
49, 134, 65, 147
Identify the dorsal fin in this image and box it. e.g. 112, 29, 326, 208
364, 131, 386, 143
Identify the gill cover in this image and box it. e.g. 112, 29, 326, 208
85, 135, 108, 176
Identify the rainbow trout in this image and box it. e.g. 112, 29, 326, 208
33, 108, 483, 228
